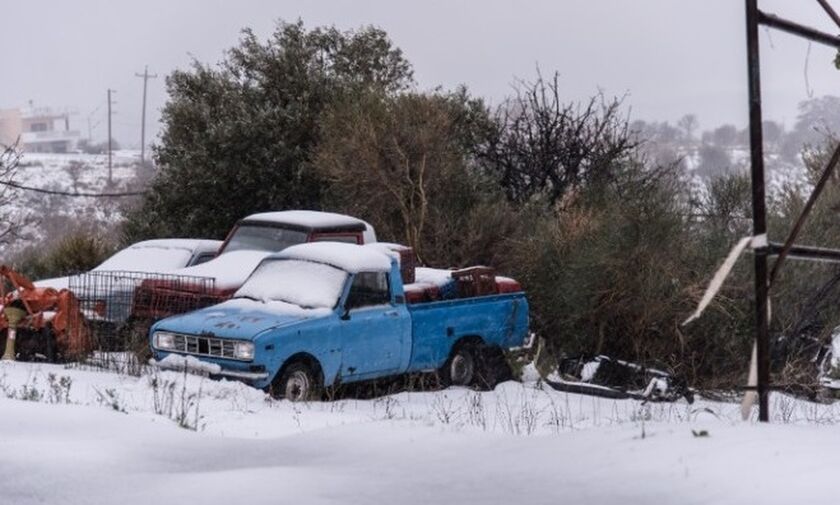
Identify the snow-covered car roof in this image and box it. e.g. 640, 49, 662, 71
113, 239, 221, 253
275, 242, 394, 273
93, 239, 222, 272
34, 238, 224, 290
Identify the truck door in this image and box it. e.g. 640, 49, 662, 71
339, 271, 409, 380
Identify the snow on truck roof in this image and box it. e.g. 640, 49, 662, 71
276, 242, 394, 273
243, 210, 368, 230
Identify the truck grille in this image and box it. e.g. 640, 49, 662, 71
171, 334, 239, 360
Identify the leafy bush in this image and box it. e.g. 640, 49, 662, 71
13, 231, 115, 280
122, 19, 413, 242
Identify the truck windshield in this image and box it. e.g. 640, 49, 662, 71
222, 225, 308, 254
234, 259, 348, 309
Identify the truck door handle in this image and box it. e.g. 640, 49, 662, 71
384, 310, 399, 317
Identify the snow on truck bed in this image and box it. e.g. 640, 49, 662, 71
1, 359, 840, 505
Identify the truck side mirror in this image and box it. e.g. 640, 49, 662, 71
340, 307, 351, 321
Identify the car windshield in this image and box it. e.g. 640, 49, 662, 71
222, 225, 308, 253
234, 259, 348, 309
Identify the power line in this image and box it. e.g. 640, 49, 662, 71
0, 180, 144, 198
86, 102, 105, 140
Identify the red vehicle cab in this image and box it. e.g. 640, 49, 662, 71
219, 211, 375, 252
131, 211, 377, 321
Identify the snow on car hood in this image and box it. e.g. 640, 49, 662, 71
174, 250, 272, 290
153, 298, 331, 340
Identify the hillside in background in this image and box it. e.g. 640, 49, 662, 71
2, 151, 148, 259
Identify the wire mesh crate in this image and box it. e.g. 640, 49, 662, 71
69, 271, 220, 351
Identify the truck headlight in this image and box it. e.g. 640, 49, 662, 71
234, 341, 255, 360
154, 331, 177, 350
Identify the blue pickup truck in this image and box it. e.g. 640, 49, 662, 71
149, 242, 529, 401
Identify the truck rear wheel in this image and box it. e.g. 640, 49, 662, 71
440, 343, 478, 387
272, 362, 323, 402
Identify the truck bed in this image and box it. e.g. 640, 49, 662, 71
406, 292, 529, 371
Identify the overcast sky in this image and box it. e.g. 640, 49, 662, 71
4, 0, 840, 148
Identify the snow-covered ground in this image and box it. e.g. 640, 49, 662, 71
1, 359, 839, 504
3, 151, 144, 257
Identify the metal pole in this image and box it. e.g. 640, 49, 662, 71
767, 242, 840, 263
758, 10, 840, 48
107, 88, 112, 185
135, 66, 157, 165
140, 67, 147, 164
746, 0, 770, 422
816, 0, 840, 30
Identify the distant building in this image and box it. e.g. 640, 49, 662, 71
0, 106, 80, 153
0, 109, 21, 147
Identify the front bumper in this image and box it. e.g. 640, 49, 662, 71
149, 355, 269, 381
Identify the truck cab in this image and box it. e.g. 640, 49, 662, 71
217, 210, 377, 255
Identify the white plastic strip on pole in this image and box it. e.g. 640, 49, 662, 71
740, 342, 758, 420
682, 234, 766, 326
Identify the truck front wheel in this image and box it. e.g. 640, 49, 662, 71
272, 362, 322, 402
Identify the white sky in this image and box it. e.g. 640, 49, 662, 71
4, 0, 840, 147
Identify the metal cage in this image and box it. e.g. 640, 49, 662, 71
68, 270, 220, 350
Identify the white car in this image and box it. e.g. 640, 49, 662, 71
34, 239, 223, 291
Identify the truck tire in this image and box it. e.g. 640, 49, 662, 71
440, 343, 478, 388
272, 362, 323, 402
475, 346, 512, 390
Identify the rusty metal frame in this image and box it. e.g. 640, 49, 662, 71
746, 0, 840, 422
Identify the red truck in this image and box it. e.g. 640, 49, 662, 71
130, 211, 377, 321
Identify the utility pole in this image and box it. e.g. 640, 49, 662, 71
738, 0, 840, 423
107, 89, 116, 185
744, 0, 769, 422
135, 66, 158, 165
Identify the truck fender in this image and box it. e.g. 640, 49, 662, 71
274, 353, 325, 388
450, 335, 485, 356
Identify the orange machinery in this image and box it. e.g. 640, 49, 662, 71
0, 266, 91, 361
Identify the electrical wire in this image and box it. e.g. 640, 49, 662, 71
0, 180, 145, 198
